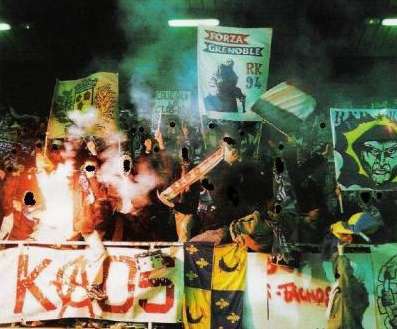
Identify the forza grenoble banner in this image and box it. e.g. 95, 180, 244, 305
198, 26, 272, 122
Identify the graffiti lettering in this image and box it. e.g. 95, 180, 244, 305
205, 30, 249, 44
12, 252, 177, 319
138, 272, 174, 313
276, 282, 331, 307
138, 256, 175, 314
14, 255, 56, 313
99, 256, 137, 313
53, 256, 93, 318
333, 109, 397, 127
266, 257, 294, 275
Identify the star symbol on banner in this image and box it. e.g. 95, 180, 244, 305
186, 244, 199, 255
227, 312, 240, 324
215, 298, 229, 310
186, 271, 198, 281
196, 258, 209, 269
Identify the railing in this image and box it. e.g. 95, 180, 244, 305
0, 240, 184, 247
0, 240, 373, 251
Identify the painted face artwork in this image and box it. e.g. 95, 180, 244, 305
360, 140, 397, 185
333, 112, 397, 190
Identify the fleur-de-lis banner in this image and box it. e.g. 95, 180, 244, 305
47, 72, 118, 138
331, 108, 397, 190
183, 243, 247, 329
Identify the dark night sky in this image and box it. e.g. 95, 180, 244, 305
1, 0, 397, 117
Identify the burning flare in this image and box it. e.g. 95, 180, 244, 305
31, 156, 75, 242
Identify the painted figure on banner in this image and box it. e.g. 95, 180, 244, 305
205, 59, 246, 113
376, 253, 397, 328
331, 109, 397, 190
198, 26, 272, 121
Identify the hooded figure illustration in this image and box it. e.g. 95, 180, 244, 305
340, 116, 397, 188
205, 59, 246, 113
354, 125, 397, 185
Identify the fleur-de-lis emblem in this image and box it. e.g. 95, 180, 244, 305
227, 312, 240, 324
186, 271, 198, 281
215, 298, 229, 310
186, 244, 199, 255
196, 258, 209, 269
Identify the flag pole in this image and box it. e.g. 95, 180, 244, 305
261, 117, 292, 141
337, 184, 344, 214
44, 79, 60, 159
255, 122, 263, 159
199, 109, 207, 150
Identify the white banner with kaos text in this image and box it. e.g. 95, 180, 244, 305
0, 246, 183, 324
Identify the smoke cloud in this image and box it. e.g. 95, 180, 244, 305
117, 0, 198, 124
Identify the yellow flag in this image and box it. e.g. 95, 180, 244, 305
212, 244, 246, 291
47, 72, 118, 138
183, 287, 212, 329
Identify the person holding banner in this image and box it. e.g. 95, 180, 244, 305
170, 146, 201, 242
191, 138, 272, 245
327, 244, 369, 329
131, 129, 177, 241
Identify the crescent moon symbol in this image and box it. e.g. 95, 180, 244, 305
186, 306, 204, 324
219, 256, 239, 272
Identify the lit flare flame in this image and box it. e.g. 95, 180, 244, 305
31, 154, 75, 242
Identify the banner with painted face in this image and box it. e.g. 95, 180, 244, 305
371, 244, 397, 329
331, 108, 397, 190
197, 26, 272, 121
47, 72, 118, 138
0, 245, 183, 324
243, 253, 377, 329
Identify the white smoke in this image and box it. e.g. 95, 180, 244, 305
65, 105, 159, 216
67, 107, 98, 138
98, 141, 157, 214
129, 77, 153, 121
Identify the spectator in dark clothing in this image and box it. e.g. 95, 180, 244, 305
284, 145, 333, 242
192, 142, 273, 244
125, 130, 177, 241
171, 150, 201, 242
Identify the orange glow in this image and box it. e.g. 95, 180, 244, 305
31, 159, 75, 242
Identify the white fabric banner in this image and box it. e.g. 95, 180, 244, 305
0, 246, 183, 324
197, 26, 272, 121
153, 90, 191, 115
244, 253, 377, 329
151, 90, 192, 130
